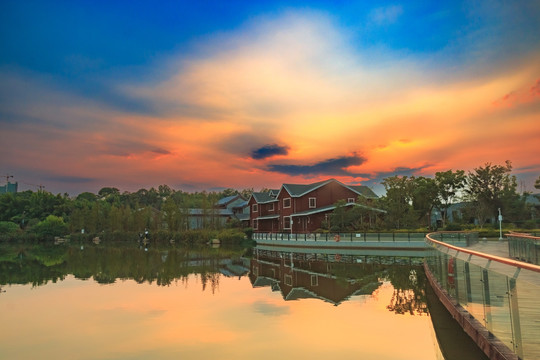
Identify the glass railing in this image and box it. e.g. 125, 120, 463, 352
425, 232, 540, 360
506, 232, 540, 265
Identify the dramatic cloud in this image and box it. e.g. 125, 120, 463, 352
267, 154, 368, 177
251, 144, 289, 160
2, 5, 540, 194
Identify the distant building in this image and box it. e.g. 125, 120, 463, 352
0, 182, 18, 194
187, 194, 249, 229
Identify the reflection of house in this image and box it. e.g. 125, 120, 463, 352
249, 250, 382, 306
248, 179, 382, 233
188, 194, 249, 229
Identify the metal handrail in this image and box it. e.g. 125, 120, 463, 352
426, 232, 540, 273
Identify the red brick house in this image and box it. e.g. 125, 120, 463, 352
248, 179, 381, 233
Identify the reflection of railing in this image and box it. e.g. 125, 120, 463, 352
253, 232, 429, 242
506, 232, 540, 265
425, 232, 540, 360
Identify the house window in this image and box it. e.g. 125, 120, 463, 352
252, 204, 258, 212
285, 274, 292, 286
283, 198, 291, 208
283, 216, 291, 229
309, 197, 316, 208
311, 275, 318, 286
268, 203, 274, 212
253, 219, 258, 229
348, 198, 356, 203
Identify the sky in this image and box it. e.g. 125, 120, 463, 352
1, 0, 539, 196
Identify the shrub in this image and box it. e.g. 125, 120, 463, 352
444, 223, 463, 231
0, 221, 20, 234
31, 215, 69, 240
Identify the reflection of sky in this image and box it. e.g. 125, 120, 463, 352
1, 2, 539, 195
0, 275, 438, 359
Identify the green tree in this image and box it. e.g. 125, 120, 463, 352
434, 170, 466, 226
410, 177, 439, 229
381, 176, 417, 229
31, 215, 69, 240
464, 161, 518, 227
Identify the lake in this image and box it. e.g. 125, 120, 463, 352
0, 242, 487, 359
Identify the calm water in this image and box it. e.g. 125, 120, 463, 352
0, 243, 487, 360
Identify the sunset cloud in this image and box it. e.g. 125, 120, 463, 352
1, 2, 540, 194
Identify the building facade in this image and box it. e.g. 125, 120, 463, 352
248, 179, 381, 233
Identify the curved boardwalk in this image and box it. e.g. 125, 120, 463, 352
425, 234, 540, 360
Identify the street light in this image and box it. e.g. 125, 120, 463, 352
498, 208, 503, 241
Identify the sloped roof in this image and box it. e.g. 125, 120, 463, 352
217, 194, 245, 206
251, 192, 278, 204
279, 178, 377, 199
347, 185, 377, 198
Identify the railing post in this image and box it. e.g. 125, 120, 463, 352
508, 276, 524, 359
481, 268, 494, 335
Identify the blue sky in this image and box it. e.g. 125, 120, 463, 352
1, 1, 539, 195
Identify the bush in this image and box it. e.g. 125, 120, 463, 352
0, 221, 20, 234
217, 229, 245, 244
31, 215, 69, 241
444, 223, 463, 231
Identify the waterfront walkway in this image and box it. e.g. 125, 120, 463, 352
425, 234, 540, 360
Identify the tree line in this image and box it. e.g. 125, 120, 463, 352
365, 161, 538, 231
0, 185, 253, 241
0, 160, 538, 240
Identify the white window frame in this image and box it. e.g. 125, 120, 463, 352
253, 219, 258, 229
252, 203, 258, 212
285, 274, 292, 286
311, 274, 318, 286
283, 197, 291, 208
347, 198, 356, 203
283, 216, 291, 230
309, 197, 316, 208
268, 203, 274, 212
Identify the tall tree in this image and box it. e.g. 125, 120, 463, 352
410, 177, 439, 229
381, 176, 416, 229
435, 170, 466, 226
464, 161, 518, 227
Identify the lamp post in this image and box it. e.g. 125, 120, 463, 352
498, 208, 503, 241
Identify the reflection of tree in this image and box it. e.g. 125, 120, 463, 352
384, 267, 428, 316
0, 243, 246, 293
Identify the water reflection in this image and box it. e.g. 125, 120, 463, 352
250, 248, 428, 315
0, 243, 487, 360
0, 242, 248, 291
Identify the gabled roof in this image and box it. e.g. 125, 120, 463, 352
250, 192, 278, 204
217, 194, 245, 206
278, 178, 377, 199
